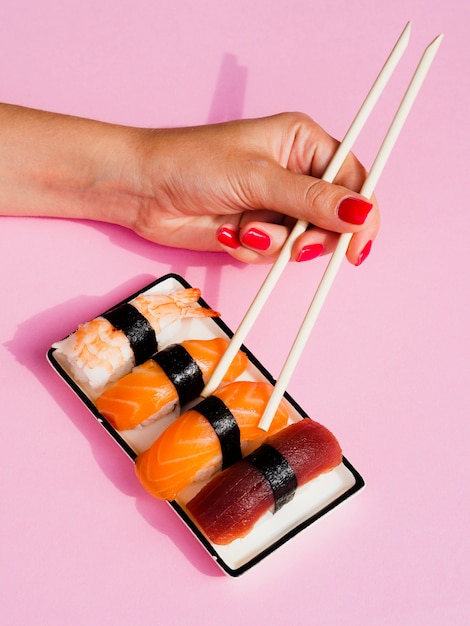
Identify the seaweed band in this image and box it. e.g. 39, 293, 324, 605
195, 396, 242, 469
247, 444, 298, 511
102, 303, 158, 365
153, 344, 205, 406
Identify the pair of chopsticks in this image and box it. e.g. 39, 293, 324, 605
202, 22, 443, 430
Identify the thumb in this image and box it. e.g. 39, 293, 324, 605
252, 163, 374, 233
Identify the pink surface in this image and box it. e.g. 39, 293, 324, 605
1, 1, 469, 624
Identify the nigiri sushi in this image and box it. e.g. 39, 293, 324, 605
95, 338, 248, 431
52, 288, 219, 395
135, 381, 291, 501
186, 419, 342, 545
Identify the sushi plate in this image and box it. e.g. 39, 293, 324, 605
47, 273, 364, 577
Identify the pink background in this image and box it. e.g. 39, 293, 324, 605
1, 1, 469, 624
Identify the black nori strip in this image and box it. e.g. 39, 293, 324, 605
153, 344, 204, 406
247, 444, 298, 512
102, 303, 158, 365
195, 396, 242, 469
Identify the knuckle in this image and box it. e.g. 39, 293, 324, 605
302, 179, 336, 215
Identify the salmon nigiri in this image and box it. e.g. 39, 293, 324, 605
134, 381, 291, 501
95, 338, 248, 431
52, 288, 219, 395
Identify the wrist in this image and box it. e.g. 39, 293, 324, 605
44, 117, 145, 231
74, 122, 145, 231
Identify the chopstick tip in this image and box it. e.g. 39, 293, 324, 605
400, 21, 412, 44
425, 33, 444, 56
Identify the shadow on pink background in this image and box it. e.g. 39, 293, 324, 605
1, 2, 469, 625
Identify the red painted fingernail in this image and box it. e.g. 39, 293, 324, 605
296, 243, 324, 262
338, 197, 374, 225
217, 226, 240, 249
355, 240, 373, 266
241, 228, 271, 251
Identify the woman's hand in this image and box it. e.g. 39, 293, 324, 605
0, 105, 379, 265
133, 112, 379, 265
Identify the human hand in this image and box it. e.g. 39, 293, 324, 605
0, 105, 378, 266
132, 112, 379, 265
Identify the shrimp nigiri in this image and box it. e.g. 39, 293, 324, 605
52, 288, 219, 395
95, 338, 248, 431
135, 381, 291, 501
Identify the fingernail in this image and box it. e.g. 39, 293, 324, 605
217, 226, 240, 249
338, 197, 374, 225
296, 243, 324, 262
355, 240, 373, 266
241, 228, 271, 251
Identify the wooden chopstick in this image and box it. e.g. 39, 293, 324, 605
258, 32, 444, 430
201, 22, 413, 400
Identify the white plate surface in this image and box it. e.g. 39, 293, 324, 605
48, 273, 364, 576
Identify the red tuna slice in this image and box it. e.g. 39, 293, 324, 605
186, 418, 342, 545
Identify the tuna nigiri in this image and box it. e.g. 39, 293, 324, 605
186, 419, 342, 545
52, 288, 219, 395
95, 338, 248, 431
135, 381, 291, 501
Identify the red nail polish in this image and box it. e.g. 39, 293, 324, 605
217, 226, 240, 249
355, 240, 373, 266
241, 228, 271, 251
296, 243, 324, 262
338, 197, 374, 225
